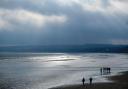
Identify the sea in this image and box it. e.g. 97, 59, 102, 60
0, 53, 128, 89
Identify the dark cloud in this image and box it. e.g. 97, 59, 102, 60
0, 0, 128, 45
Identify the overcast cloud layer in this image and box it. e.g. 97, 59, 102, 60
0, 0, 128, 45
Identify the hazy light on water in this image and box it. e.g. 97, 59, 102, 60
0, 53, 128, 89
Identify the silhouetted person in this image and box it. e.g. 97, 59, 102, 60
82, 77, 85, 86
103, 67, 105, 74
108, 67, 111, 73
100, 68, 103, 75
89, 77, 93, 85
106, 67, 108, 73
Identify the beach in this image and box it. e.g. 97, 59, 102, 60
1, 71, 128, 89
0, 53, 128, 89
50, 71, 128, 89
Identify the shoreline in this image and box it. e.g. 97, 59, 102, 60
49, 71, 128, 89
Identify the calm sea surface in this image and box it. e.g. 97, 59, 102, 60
0, 53, 128, 89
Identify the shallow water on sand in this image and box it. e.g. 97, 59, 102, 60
0, 53, 128, 89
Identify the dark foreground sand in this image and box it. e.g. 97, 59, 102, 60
49, 71, 128, 89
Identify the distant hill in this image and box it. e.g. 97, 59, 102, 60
0, 44, 128, 53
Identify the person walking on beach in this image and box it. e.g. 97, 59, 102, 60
82, 77, 85, 86
100, 67, 103, 75
89, 77, 93, 85
103, 67, 105, 74
108, 67, 111, 73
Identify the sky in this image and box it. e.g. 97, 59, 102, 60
0, 0, 128, 45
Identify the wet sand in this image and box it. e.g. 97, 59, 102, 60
49, 71, 128, 89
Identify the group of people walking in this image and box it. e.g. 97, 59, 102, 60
100, 67, 111, 75
82, 77, 93, 86
82, 67, 111, 86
